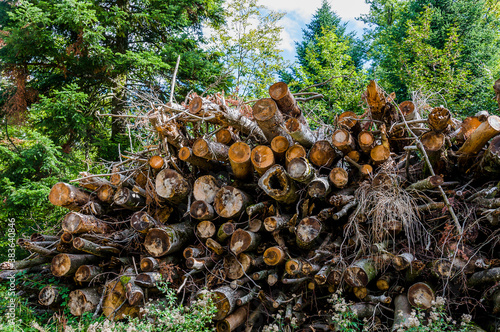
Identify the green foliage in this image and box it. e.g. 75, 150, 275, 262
0, 280, 216, 332
282, 1, 367, 124
208, 0, 288, 98
362, 0, 500, 115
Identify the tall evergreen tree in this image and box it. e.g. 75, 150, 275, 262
361, 0, 500, 114
0, 0, 225, 157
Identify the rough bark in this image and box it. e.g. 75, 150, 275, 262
193, 138, 230, 162
344, 258, 378, 287
252, 98, 293, 143
51, 254, 98, 277
258, 165, 297, 204
285, 117, 316, 148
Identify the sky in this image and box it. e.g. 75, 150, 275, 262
258, 0, 371, 63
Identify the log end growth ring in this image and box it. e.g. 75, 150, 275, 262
228, 142, 251, 163
144, 228, 171, 257
252, 98, 278, 122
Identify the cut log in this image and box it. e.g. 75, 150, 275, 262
110, 168, 136, 188
74, 265, 102, 283
78, 173, 113, 192
370, 144, 390, 166
428, 107, 451, 132
1, 256, 51, 271
186, 257, 215, 271
214, 186, 251, 219
329, 168, 349, 189
258, 165, 297, 204
338, 111, 360, 133
155, 169, 190, 204
347, 150, 360, 163
269, 82, 302, 119
264, 215, 291, 232
407, 175, 444, 191
458, 115, 500, 155
308, 176, 331, 199
467, 267, 500, 287
149, 155, 165, 170
211, 286, 244, 321
190, 200, 216, 221
48, 182, 91, 210
285, 118, 316, 147
224, 253, 253, 280
61, 232, 73, 244
143, 221, 195, 257
392, 253, 415, 271
178, 147, 219, 171
399, 101, 418, 121
271, 135, 290, 161
206, 238, 225, 255
97, 184, 115, 204
252, 98, 293, 143
228, 142, 253, 180
73, 237, 120, 256
216, 305, 248, 332
39, 285, 63, 306
263, 246, 286, 266
68, 288, 100, 316
140, 256, 178, 272
309, 140, 336, 168
193, 138, 230, 162
296, 217, 323, 249
229, 229, 261, 254
161, 120, 189, 148
130, 211, 160, 234
286, 144, 307, 166
217, 222, 236, 242
421, 131, 445, 172
193, 175, 220, 204
376, 273, 394, 291
332, 128, 355, 154
103, 280, 140, 320
251, 145, 275, 176
51, 254, 98, 277
113, 187, 146, 210
407, 282, 434, 309
135, 272, 163, 288
479, 135, 500, 175
216, 128, 237, 146
287, 157, 315, 183
344, 258, 378, 287
358, 131, 375, 154
183, 246, 204, 259
195, 220, 216, 239
392, 294, 412, 331
223, 105, 267, 144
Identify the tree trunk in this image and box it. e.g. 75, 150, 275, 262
217, 222, 236, 242
78, 173, 113, 192
269, 82, 303, 119
392, 294, 411, 331
62, 212, 109, 235
285, 118, 316, 147
39, 285, 63, 306
143, 220, 195, 257
216, 305, 249, 332
407, 282, 434, 309
332, 128, 355, 154
252, 98, 293, 143
214, 186, 252, 219
97, 184, 116, 204
458, 115, 500, 156
49, 182, 92, 211
135, 272, 164, 288
223, 105, 267, 144
229, 229, 261, 255
178, 147, 220, 171
193, 175, 220, 204
468, 267, 500, 287
228, 142, 253, 180
51, 254, 98, 277
155, 168, 190, 204
114, 187, 146, 210
428, 107, 451, 132
74, 265, 102, 283
370, 144, 391, 166
130, 211, 160, 234
258, 165, 297, 204
271, 135, 290, 161
73, 237, 120, 256
211, 286, 245, 321
190, 201, 216, 221
308, 176, 331, 199
1, 256, 51, 270
286, 144, 307, 166
329, 167, 349, 189
344, 258, 377, 287
263, 246, 286, 266
479, 135, 500, 175
376, 273, 394, 291
216, 128, 237, 146
264, 215, 291, 232
103, 279, 140, 320
421, 131, 445, 173
287, 157, 315, 183
358, 131, 375, 154
224, 253, 253, 280
68, 287, 100, 316
251, 145, 275, 176
296, 217, 323, 249
193, 138, 230, 162
309, 140, 337, 168
399, 101, 418, 121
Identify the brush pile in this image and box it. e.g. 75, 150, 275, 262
2, 80, 500, 331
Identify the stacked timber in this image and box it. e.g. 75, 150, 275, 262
2, 80, 500, 332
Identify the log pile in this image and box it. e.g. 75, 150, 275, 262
2, 80, 500, 331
